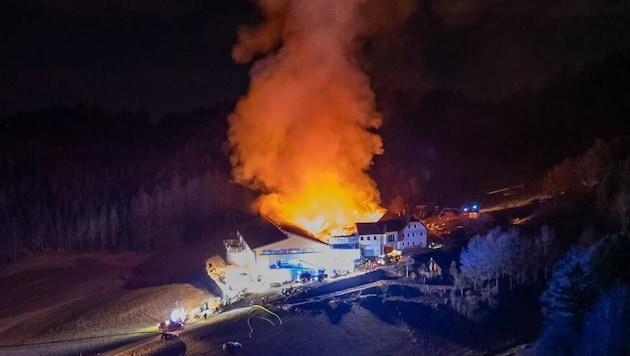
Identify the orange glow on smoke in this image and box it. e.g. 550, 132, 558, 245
228, 0, 390, 237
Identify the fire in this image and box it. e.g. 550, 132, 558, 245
227, 0, 411, 237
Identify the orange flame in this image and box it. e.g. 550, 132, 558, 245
228, 0, 390, 237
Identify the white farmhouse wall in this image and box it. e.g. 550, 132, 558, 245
226, 233, 256, 268
397, 222, 427, 249
251, 233, 330, 282
358, 234, 385, 256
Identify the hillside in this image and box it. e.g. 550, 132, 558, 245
0, 243, 543, 355
0, 243, 221, 355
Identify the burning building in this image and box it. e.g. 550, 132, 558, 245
224, 214, 427, 286
223, 216, 359, 286
225, 0, 421, 238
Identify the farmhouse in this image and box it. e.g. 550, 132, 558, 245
223, 214, 427, 286
355, 215, 427, 257
224, 216, 359, 285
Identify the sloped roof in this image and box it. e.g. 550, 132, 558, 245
378, 212, 402, 221
236, 216, 287, 249
390, 214, 423, 227
277, 221, 328, 246
355, 222, 382, 235
356, 215, 422, 235
236, 215, 329, 249
378, 217, 406, 232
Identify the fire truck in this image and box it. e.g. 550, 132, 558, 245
377, 250, 403, 265
158, 319, 183, 333
158, 307, 186, 333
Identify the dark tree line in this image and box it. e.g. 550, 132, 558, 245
0, 103, 252, 264
536, 234, 630, 355
373, 47, 630, 207
542, 136, 630, 234
450, 225, 629, 353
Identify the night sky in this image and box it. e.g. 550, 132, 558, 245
2, 0, 630, 118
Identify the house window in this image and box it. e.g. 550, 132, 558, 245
262, 248, 315, 255
360, 236, 364, 241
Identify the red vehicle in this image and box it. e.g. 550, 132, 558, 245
158, 320, 183, 333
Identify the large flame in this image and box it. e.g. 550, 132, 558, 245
228, 0, 408, 237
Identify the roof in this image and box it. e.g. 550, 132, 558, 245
236, 216, 287, 249
236, 215, 329, 249
276, 221, 328, 246
356, 214, 422, 235
355, 222, 382, 235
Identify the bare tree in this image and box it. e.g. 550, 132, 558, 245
535, 225, 557, 279
110, 206, 119, 249
577, 138, 611, 190
450, 261, 464, 296
502, 229, 530, 289
460, 228, 503, 299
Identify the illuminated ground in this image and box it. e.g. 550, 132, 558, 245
0, 242, 539, 355
0, 244, 218, 355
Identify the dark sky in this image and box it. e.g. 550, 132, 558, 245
1, 0, 629, 117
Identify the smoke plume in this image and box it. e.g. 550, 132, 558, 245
228, 0, 414, 237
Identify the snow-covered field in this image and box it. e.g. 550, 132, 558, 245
0, 242, 536, 355
0, 244, 219, 355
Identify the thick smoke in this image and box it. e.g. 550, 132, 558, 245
228, 0, 414, 236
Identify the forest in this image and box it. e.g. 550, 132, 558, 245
446, 223, 629, 354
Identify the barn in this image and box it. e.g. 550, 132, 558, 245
224, 216, 359, 285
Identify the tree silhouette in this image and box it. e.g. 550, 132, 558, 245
540, 247, 598, 331
577, 285, 630, 356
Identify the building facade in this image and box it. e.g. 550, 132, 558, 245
224, 216, 359, 285
356, 215, 427, 256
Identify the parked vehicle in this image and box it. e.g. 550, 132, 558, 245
223, 341, 242, 353
160, 332, 179, 341
158, 320, 183, 333
377, 250, 403, 265
299, 271, 312, 282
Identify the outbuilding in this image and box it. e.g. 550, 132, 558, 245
224, 216, 358, 285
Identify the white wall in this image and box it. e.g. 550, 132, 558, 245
225, 233, 256, 268
251, 233, 331, 282
357, 233, 385, 256
397, 222, 427, 249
